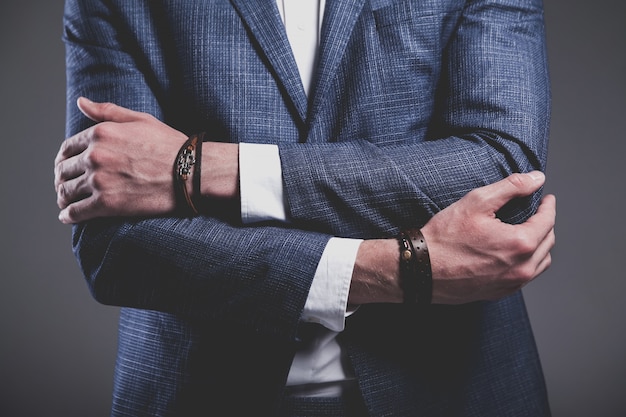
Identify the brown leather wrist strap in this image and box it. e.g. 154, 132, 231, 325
174, 134, 199, 216
397, 229, 433, 305
397, 231, 417, 304
191, 132, 206, 212
407, 229, 433, 305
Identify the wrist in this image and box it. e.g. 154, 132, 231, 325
201, 142, 240, 200
348, 239, 403, 305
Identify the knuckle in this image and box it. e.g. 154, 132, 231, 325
84, 146, 107, 168
538, 252, 553, 272
55, 141, 69, 165
56, 184, 68, 208
462, 187, 485, 207
65, 205, 76, 218
506, 173, 527, 188
65, 205, 82, 223
100, 102, 117, 115
89, 171, 105, 191
517, 265, 536, 282
91, 122, 108, 139
57, 181, 67, 198
58, 139, 69, 156
91, 121, 117, 141
83, 146, 96, 166
90, 184, 115, 210
508, 266, 534, 286
465, 187, 482, 200
98, 193, 118, 212
512, 232, 535, 255
53, 163, 63, 183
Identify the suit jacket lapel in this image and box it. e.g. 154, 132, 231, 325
230, 0, 308, 125
307, 0, 366, 140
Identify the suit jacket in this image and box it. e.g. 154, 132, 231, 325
63, 0, 551, 415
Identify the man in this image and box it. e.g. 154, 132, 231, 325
55, 0, 555, 416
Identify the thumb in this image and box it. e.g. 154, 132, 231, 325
77, 97, 142, 123
475, 171, 546, 213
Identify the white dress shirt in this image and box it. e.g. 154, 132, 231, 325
238, 0, 363, 396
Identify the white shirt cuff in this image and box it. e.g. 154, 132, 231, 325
239, 143, 287, 224
301, 237, 363, 332
239, 144, 360, 332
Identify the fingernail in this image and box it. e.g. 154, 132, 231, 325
528, 171, 544, 181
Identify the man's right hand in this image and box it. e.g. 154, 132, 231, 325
349, 172, 556, 306
54, 98, 240, 224
54, 98, 189, 223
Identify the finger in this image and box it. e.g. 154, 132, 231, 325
56, 174, 92, 210
54, 154, 85, 190
504, 195, 555, 263
524, 249, 552, 286
77, 96, 145, 124
58, 195, 102, 224
520, 226, 554, 284
508, 251, 551, 295
472, 171, 546, 213
534, 251, 553, 277
520, 194, 556, 237
530, 226, 555, 265
54, 130, 90, 165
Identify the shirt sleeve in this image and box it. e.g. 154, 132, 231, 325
302, 237, 362, 332
239, 142, 361, 332
239, 143, 288, 224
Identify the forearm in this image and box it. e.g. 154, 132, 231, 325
198, 142, 239, 201
73, 215, 331, 334
348, 239, 402, 305
280, 136, 543, 238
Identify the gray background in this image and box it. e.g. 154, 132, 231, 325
1, 1, 624, 416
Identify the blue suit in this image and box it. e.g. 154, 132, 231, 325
64, 0, 551, 415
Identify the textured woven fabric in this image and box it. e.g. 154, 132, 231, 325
64, 0, 551, 415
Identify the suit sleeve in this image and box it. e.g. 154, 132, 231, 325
278, 0, 551, 238
63, 0, 330, 338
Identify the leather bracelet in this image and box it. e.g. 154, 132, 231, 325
397, 231, 418, 304
191, 132, 205, 212
174, 134, 199, 216
407, 229, 433, 305
397, 229, 433, 305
